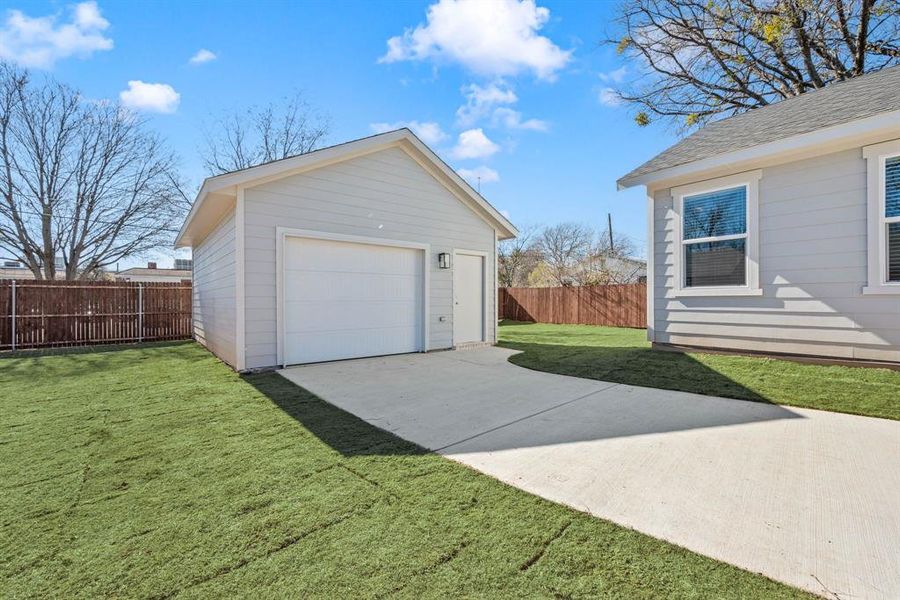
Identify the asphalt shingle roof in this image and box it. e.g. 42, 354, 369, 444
618, 64, 900, 188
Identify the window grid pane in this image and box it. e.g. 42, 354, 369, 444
889, 222, 900, 283
683, 186, 747, 240
887, 156, 900, 219
685, 239, 747, 287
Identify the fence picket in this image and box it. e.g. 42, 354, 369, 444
499, 283, 646, 329
0, 280, 191, 351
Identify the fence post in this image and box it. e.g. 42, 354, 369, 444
10, 280, 16, 351
138, 283, 143, 342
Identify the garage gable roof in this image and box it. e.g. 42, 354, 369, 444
175, 129, 518, 247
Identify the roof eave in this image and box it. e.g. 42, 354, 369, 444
618, 108, 900, 191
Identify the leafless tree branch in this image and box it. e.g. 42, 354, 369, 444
0, 62, 186, 280
201, 92, 330, 175
605, 0, 900, 129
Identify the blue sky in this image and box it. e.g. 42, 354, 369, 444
3, 0, 679, 267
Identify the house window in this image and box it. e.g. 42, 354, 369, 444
672, 171, 761, 297
862, 140, 900, 294
683, 186, 747, 287
886, 157, 900, 282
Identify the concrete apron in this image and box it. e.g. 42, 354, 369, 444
279, 347, 900, 600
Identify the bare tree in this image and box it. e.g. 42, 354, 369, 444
498, 224, 541, 287
606, 0, 900, 128
577, 226, 642, 285
202, 92, 329, 175
0, 63, 184, 280
537, 222, 593, 286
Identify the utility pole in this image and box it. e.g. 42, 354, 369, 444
477, 176, 481, 193
607, 213, 614, 253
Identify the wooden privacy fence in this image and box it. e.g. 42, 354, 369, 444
499, 283, 647, 329
0, 280, 192, 351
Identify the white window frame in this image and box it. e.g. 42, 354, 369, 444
672, 171, 762, 297
862, 139, 900, 295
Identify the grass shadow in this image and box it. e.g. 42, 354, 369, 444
1, 339, 192, 359
0, 340, 197, 380
498, 321, 900, 421
502, 341, 772, 403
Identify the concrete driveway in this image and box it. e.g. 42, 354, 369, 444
279, 347, 900, 599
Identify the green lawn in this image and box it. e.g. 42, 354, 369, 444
499, 321, 900, 421
0, 342, 808, 598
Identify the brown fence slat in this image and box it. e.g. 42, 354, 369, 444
499, 283, 646, 329
0, 279, 192, 351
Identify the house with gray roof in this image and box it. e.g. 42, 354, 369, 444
619, 65, 900, 364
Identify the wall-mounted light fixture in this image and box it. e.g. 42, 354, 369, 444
438, 252, 451, 269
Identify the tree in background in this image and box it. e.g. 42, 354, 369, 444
522, 222, 644, 287
577, 226, 641, 285
607, 0, 900, 128
498, 224, 541, 287
0, 63, 184, 280
202, 92, 330, 175
536, 222, 594, 286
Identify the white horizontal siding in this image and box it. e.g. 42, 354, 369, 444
653, 146, 900, 363
242, 146, 497, 369
192, 211, 237, 367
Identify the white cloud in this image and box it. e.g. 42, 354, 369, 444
598, 87, 623, 107
598, 65, 627, 83
189, 49, 217, 65
456, 80, 548, 131
500, 209, 511, 219
369, 120, 447, 146
0, 1, 112, 69
379, 0, 571, 81
457, 165, 499, 185
451, 128, 499, 160
491, 107, 548, 131
119, 81, 180, 114
456, 81, 517, 126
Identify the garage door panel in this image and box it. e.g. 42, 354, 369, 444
283, 237, 424, 365
283, 271, 422, 302
285, 300, 421, 333
287, 240, 422, 275
286, 327, 421, 364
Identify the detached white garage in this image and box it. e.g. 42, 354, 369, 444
175, 129, 517, 371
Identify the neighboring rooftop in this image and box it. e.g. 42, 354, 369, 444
117, 262, 192, 279
618, 64, 900, 188
117, 268, 192, 277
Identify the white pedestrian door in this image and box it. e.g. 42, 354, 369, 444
283, 237, 424, 365
453, 252, 485, 344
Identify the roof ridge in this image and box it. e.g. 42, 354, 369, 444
206, 128, 413, 179
701, 63, 900, 131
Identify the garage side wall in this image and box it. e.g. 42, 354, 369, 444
191, 211, 237, 367
242, 146, 497, 369
652, 146, 900, 362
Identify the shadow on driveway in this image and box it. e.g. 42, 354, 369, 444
273, 348, 801, 456
243, 371, 428, 458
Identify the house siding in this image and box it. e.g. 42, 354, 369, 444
242, 146, 497, 370
653, 146, 900, 362
192, 212, 237, 367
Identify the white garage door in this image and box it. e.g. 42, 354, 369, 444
283, 236, 424, 365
